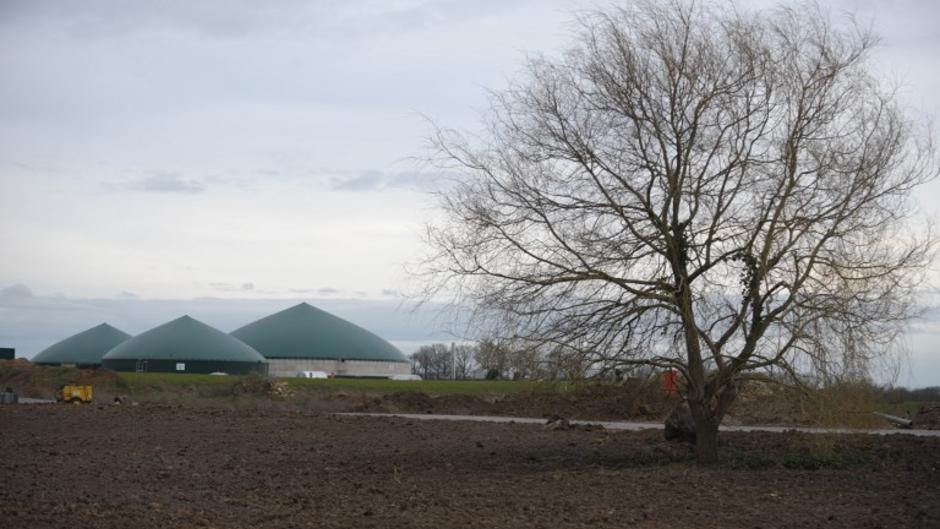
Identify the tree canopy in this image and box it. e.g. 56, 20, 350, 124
420, 1, 936, 462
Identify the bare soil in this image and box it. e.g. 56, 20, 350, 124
912, 405, 940, 430
2, 404, 938, 528
349, 382, 668, 421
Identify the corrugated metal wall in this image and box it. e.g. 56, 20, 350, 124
268, 358, 409, 378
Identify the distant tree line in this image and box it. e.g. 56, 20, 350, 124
410, 342, 940, 402
409, 339, 650, 381
878, 386, 940, 403
409, 343, 474, 380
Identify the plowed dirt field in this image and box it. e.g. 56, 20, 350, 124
1, 404, 938, 528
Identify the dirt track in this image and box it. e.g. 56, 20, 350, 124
2, 403, 938, 528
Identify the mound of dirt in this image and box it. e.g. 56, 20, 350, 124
489, 380, 670, 421
912, 405, 940, 430
349, 381, 670, 421
0, 360, 121, 400
723, 382, 812, 425
543, 415, 604, 431
353, 391, 434, 413
228, 375, 293, 399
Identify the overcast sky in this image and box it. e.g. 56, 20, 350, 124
1, 0, 939, 386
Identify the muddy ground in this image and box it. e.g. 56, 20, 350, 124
2, 404, 938, 528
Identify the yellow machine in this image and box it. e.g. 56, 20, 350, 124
58, 384, 93, 404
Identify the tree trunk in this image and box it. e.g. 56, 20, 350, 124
690, 383, 737, 464
693, 417, 720, 464
664, 403, 696, 443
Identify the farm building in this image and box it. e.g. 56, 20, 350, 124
31, 323, 131, 367
101, 315, 268, 375
230, 302, 409, 378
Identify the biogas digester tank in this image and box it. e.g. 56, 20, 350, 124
230, 303, 408, 378
102, 315, 268, 375
32, 323, 132, 367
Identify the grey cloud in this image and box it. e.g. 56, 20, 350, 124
126, 171, 205, 194
115, 291, 138, 299
329, 171, 385, 191
116, 168, 443, 195
0, 0, 539, 41
328, 169, 448, 192
209, 282, 257, 293
286, 287, 343, 296
0, 159, 60, 174
381, 289, 400, 297
387, 171, 449, 191
0, 0, 313, 39
182, 167, 438, 194
1, 283, 34, 298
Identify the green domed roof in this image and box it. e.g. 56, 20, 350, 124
32, 323, 132, 365
231, 303, 407, 362
102, 315, 266, 363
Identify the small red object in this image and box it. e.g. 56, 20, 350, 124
663, 369, 679, 396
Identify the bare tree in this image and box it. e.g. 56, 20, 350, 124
541, 346, 594, 380
453, 344, 476, 380
412, 343, 479, 380
411, 343, 453, 380
420, 1, 936, 463
474, 339, 511, 379
507, 344, 540, 380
